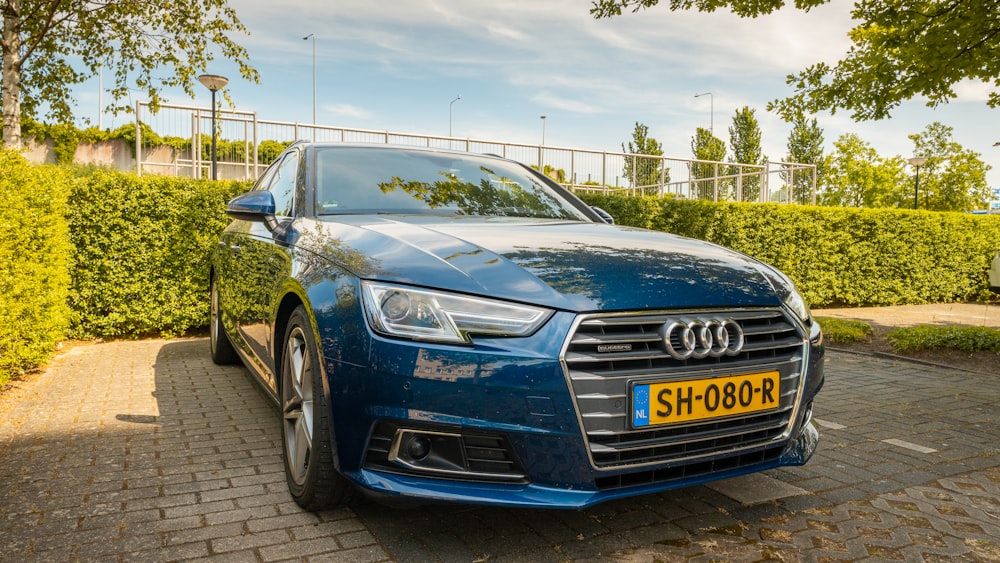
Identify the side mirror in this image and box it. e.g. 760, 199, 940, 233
591, 206, 614, 224
227, 191, 279, 231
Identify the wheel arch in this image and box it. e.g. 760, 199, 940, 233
273, 288, 337, 396
273, 292, 306, 389
274, 290, 354, 480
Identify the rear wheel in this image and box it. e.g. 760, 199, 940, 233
280, 305, 356, 511
210, 276, 239, 365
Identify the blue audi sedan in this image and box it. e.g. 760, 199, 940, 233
210, 142, 824, 510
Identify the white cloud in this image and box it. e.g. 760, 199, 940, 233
952, 80, 995, 103
531, 91, 600, 114
322, 104, 371, 120
66, 0, 1000, 187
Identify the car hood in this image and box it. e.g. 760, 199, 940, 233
297, 216, 781, 312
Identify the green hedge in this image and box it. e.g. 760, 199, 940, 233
887, 325, 1000, 353
580, 195, 1000, 307
66, 169, 250, 338
0, 151, 73, 386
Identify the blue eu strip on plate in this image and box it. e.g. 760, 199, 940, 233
633, 384, 650, 427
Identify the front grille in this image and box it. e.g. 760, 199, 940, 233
594, 446, 786, 490
562, 308, 807, 481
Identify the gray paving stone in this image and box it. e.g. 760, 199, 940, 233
708, 472, 810, 505
307, 545, 392, 563
210, 528, 290, 553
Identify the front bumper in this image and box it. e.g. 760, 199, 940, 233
328, 309, 824, 508
352, 419, 820, 509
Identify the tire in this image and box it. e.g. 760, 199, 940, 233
280, 305, 356, 511
210, 276, 240, 365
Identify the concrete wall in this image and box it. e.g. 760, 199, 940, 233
22, 138, 179, 176
22, 139, 57, 165
73, 139, 141, 171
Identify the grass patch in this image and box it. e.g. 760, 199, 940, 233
815, 317, 873, 344
887, 325, 1000, 353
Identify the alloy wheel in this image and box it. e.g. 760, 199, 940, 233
282, 327, 314, 486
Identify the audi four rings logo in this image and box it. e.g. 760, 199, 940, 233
660, 319, 745, 360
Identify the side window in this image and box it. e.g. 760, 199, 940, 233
268, 151, 300, 217
251, 160, 279, 191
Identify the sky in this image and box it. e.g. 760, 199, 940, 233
74, 0, 1000, 187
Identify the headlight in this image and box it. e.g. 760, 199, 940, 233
757, 264, 812, 324
783, 287, 812, 324
362, 282, 553, 344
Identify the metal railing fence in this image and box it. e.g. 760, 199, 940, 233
135, 102, 816, 204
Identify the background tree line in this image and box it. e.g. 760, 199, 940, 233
623, 114, 991, 212
601, 0, 998, 213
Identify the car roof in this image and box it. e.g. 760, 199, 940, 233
292, 142, 509, 161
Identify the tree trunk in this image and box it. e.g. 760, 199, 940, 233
2, 0, 23, 149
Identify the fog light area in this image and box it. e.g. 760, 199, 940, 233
364, 422, 527, 483
390, 429, 468, 474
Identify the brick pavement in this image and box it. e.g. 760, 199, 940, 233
1, 338, 998, 562
0, 340, 386, 562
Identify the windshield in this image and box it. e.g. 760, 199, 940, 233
311, 146, 589, 220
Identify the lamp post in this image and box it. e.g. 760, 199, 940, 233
908, 156, 929, 210
694, 92, 713, 136
302, 34, 316, 129
449, 95, 461, 137
540, 115, 546, 146
198, 74, 229, 180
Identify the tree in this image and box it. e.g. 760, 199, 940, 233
728, 106, 766, 202
690, 127, 726, 200
907, 122, 990, 212
1, 0, 259, 148
622, 121, 667, 191
820, 133, 907, 208
784, 116, 825, 204
590, 0, 1000, 121
540, 164, 568, 183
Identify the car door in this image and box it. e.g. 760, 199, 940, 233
229, 149, 300, 389
215, 159, 279, 358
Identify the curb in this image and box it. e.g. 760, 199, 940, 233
825, 346, 990, 375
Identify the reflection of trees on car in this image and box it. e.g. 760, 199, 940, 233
378, 170, 579, 219
504, 243, 762, 310
297, 222, 383, 278
216, 228, 290, 327
295, 223, 384, 370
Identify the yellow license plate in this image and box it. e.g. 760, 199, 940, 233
632, 371, 780, 427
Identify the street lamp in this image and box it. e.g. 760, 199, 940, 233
540, 115, 546, 146
908, 156, 929, 210
302, 34, 316, 129
198, 73, 229, 180
694, 92, 714, 136
449, 95, 461, 137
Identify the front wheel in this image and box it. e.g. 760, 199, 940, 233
280, 305, 356, 511
210, 275, 239, 365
